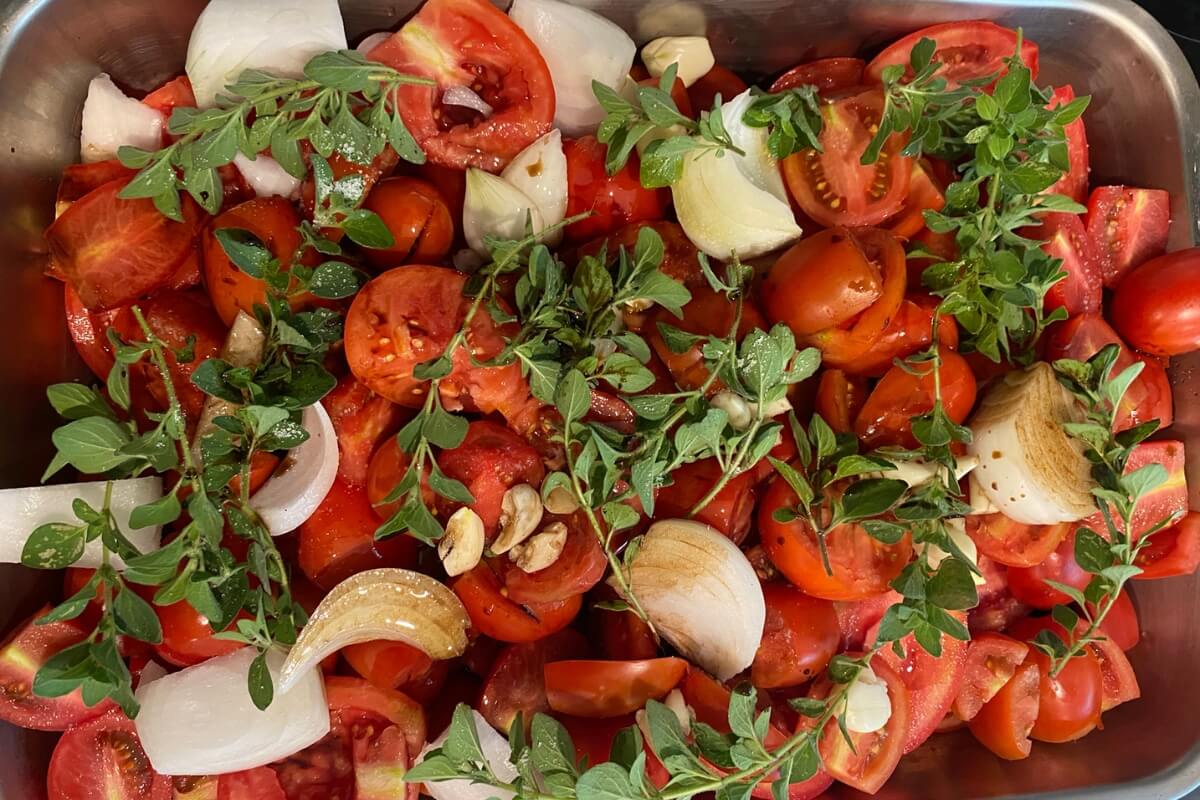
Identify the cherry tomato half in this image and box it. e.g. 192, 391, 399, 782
47, 711, 172, 800
563, 135, 669, 243
361, 177, 455, 269
1086, 185, 1171, 287
854, 350, 976, 449
1008, 617, 1103, 744
451, 564, 582, 643
967, 659, 1040, 760
751, 583, 840, 689
866, 21, 1039, 86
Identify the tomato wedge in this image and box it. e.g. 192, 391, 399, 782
47, 711, 173, 800
952, 632, 1029, 721
1134, 511, 1200, 579
324, 373, 408, 489
869, 622, 969, 753
1078, 440, 1187, 539
814, 369, 869, 434
1089, 637, 1140, 712
865, 21, 1039, 86
1086, 185, 1171, 287
770, 57, 866, 95
782, 90, 911, 228
1038, 212, 1102, 316
751, 583, 840, 689
64, 284, 122, 380
965, 514, 1071, 569
369, 0, 554, 171
854, 350, 976, 449
1006, 532, 1090, 610
544, 657, 687, 718
653, 457, 757, 544
437, 420, 544, 534
344, 640, 433, 692
967, 659, 1040, 760
451, 563, 582, 643
477, 632, 590, 732
1045, 86, 1089, 203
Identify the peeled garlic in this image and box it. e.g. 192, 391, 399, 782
277, 568, 469, 693
641, 36, 715, 88
439, 507, 485, 577
494, 484, 544, 554
843, 665, 892, 734
511, 521, 568, 572
463, 169, 545, 255
876, 454, 979, 489
501, 130, 567, 247
710, 392, 752, 431
542, 481, 580, 515
916, 518, 986, 586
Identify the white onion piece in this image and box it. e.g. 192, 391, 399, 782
967, 473, 1000, 516
79, 74, 164, 163
186, 0, 347, 107
249, 401, 338, 536
1, 478, 162, 569
672, 145, 802, 260
501, 130, 567, 247
419, 709, 518, 800
509, 0, 635, 136
628, 519, 764, 680
135, 648, 328, 775
463, 168, 545, 255
278, 568, 469, 693
356, 31, 391, 56
844, 665, 892, 734
442, 85, 495, 117
721, 89, 788, 203
967, 363, 1095, 525
233, 152, 301, 199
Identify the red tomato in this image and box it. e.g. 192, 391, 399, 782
887, 160, 947, 238
0, 606, 115, 731
814, 369, 868, 434
969, 555, 1028, 634
1038, 212, 1102, 316
952, 632, 1029, 721
368, 0, 553, 171
1042, 314, 1173, 432
810, 655, 909, 794
47, 179, 202, 310
1085, 185, 1171, 286
965, 514, 1071, 569
64, 284, 122, 380
759, 475, 912, 601
557, 713, 639, 771
324, 373, 408, 489
451, 564, 582, 643
48, 711, 173, 800
141, 75, 195, 114
218, 769, 286, 800
854, 350, 976, 449
967, 659, 1040, 760
764, 227, 884, 336
1077, 440, 1187, 539
361, 177, 455, 269
325, 675, 426, 757
56, 160, 136, 208
202, 197, 304, 326
412, 163, 467, 221
1111, 248, 1200, 356
1098, 590, 1140, 652
297, 478, 419, 590
343, 640, 433, 691
1135, 511, 1200, 579
575, 221, 705, 289
771, 57, 866, 95
782, 90, 911, 228
833, 591, 901, 649
1006, 532, 1090, 610
865, 21, 1039, 86
637, 74, 694, 118
154, 599, 245, 668
688, 64, 749, 112
1045, 86, 1089, 202
589, 587, 658, 661
648, 285, 768, 393
869, 622, 969, 753
300, 149, 400, 235
1008, 617, 1103, 743
437, 420, 544, 534
345, 266, 535, 426
366, 434, 434, 522
840, 294, 959, 378
563, 135, 668, 242
654, 458, 756, 544
544, 658, 686, 718
1090, 637, 1141, 712
476, 632, 590, 730
501, 512, 607, 604
751, 583, 840, 689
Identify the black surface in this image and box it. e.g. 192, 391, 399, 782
1139, 0, 1200, 72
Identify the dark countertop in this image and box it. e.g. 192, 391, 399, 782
1138, 0, 1200, 71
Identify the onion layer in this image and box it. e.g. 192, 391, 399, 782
80, 74, 164, 163
501, 130, 568, 247
135, 648, 329, 775
628, 519, 765, 680
278, 568, 469, 693
233, 153, 301, 199
250, 401, 339, 536
463, 168, 545, 255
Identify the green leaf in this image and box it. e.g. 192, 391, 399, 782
1074, 528, 1115, 574
442, 704, 488, 765
828, 654, 863, 684
767, 456, 814, 508
862, 519, 907, 544
247, 651, 274, 710
21, 523, 86, 569
838, 478, 907, 521
47, 384, 116, 421
423, 407, 469, 450
214, 228, 273, 278
556, 369, 591, 424
50, 417, 135, 475
112, 585, 163, 643
128, 491, 181, 530
576, 762, 638, 800
926, 557, 978, 610
403, 753, 462, 783
40, 572, 102, 624
531, 714, 578, 777
341, 209, 395, 249
309, 261, 363, 299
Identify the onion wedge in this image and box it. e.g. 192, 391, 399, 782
967, 362, 1095, 524
249, 401, 338, 536
463, 168, 545, 255
628, 519, 765, 680
277, 568, 469, 693
1, 477, 162, 568
135, 648, 329, 775
79, 74, 163, 163
501, 130, 568, 247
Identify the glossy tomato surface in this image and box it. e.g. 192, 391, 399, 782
854, 350, 976, 449
967, 659, 1040, 760
436, 419, 544, 534
324, 373, 408, 489
952, 632, 1029, 722
544, 657, 687, 718
361, 177, 454, 268
751, 583, 840, 689
1111, 248, 1200, 356
451, 564, 582, 643
866, 21, 1039, 86
47, 711, 172, 800
563, 135, 668, 243
1086, 185, 1170, 287
1009, 618, 1103, 744
1135, 511, 1200, 579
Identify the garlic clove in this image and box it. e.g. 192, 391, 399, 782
439, 507, 485, 577
494, 484, 544, 554
511, 521, 568, 573
641, 36, 715, 88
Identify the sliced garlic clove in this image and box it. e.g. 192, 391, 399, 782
511, 521, 568, 573
542, 481, 580, 516
493, 484, 544, 554
439, 507, 485, 577
843, 664, 892, 734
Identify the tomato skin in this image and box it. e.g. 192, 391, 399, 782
1045, 86, 1089, 202
437, 420, 544, 534
1085, 185, 1171, 286
451, 564, 582, 643
64, 284, 122, 380
654, 458, 756, 544
967, 659, 1040, 760
142, 75, 195, 114
783, 90, 911, 228
648, 285, 768, 393
814, 369, 868, 434
887, 160, 946, 238
154, 600, 245, 668
1006, 532, 1090, 610
501, 512, 607, 604
759, 475, 912, 601
854, 350, 976, 449
324, 373, 408, 489
56, 160, 136, 208
839, 294, 959, 378
771, 57, 866, 95
478, 642, 549, 731
203, 197, 304, 326
1008, 618, 1103, 743
298, 478, 420, 591
763, 227, 884, 336
1111, 248, 1200, 356
1090, 637, 1140, 712
544, 657, 687, 718
751, 584, 840, 689
866, 21, 1039, 86
366, 434, 432, 521
1134, 510, 1200, 579
1038, 212, 1102, 316
688, 65, 749, 113
1097, 590, 1140, 652
324, 675, 426, 757
952, 632, 1030, 721
965, 514, 1071, 569
575, 221, 705, 289
343, 640, 433, 692
869, 623, 969, 753
362, 177, 455, 269
1077, 440, 1187, 539
369, 0, 553, 171
563, 135, 668, 242
590, 587, 658, 661
48, 710, 173, 800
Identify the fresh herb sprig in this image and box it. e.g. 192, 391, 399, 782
740, 86, 825, 160
593, 64, 744, 188
117, 50, 430, 220
1035, 345, 1175, 675
409, 651, 881, 800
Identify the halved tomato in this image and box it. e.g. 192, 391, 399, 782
967, 659, 1040, 760
854, 350, 976, 449
153, 599, 245, 668
688, 64, 750, 114
1078, 440, 1187, 539
1038, 212, 1102, 316
366, 435, 432, 522
1135, 511, 1200, 579
47, 179, 202, 310
1008, 617, 1103, 744
965, 514, 1071, 569
752, 583, 840, 689
500, 512, 607, 605
1089, 637, 1140, 712
952, 632, 1029, 721
1006, 531, 1089, 611
654, 458, 756, 544
64, 284, 122, 380
840, 294, 959, 378
436, 420, 544, 535
647, 285, 768, 393
759, 475, 912, 601
361, 177, 455, 269
477, 631, 589, 732
562, 136, 669, 243
343, 640, 433, 693
833, 591, 902, 649
47, 711, 173, 800
771, 57, 866, 95
814, 369, 869, 434
324, 373, 408, 489
1086, 185, 1171, 287
1045, 86, 1089, 203
543, 657, 687, 718
451, 564, 582, 643
369, 0, 554, 171
324, 676, 426, 757
887, 160, 947, 238
865, 21, 1039, 86
782, 90, 911, 228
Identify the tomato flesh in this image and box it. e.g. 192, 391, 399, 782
967, 659, 1040, 760
324, 373, 408, 489
866, 21, 1039, 86
1009, 618, 1103, 744
870, 623, 969, 753
1045, 86, 1089, 203
544, 657, 687, 718
752, 583, 840, 689
451, 564, 582, 643
654, 458, 756, 544
437, 420, 544, 534
47, 710, 172, 800
952, 632, 1029, 721
1086, 185, 1171, 287
965, 514, 1071, 569
1134, 511, 1200, 579
771, 57, 866, 95
854, 350, 976, 449
1038, 212, 1102, 316
763, 227, 884, 336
